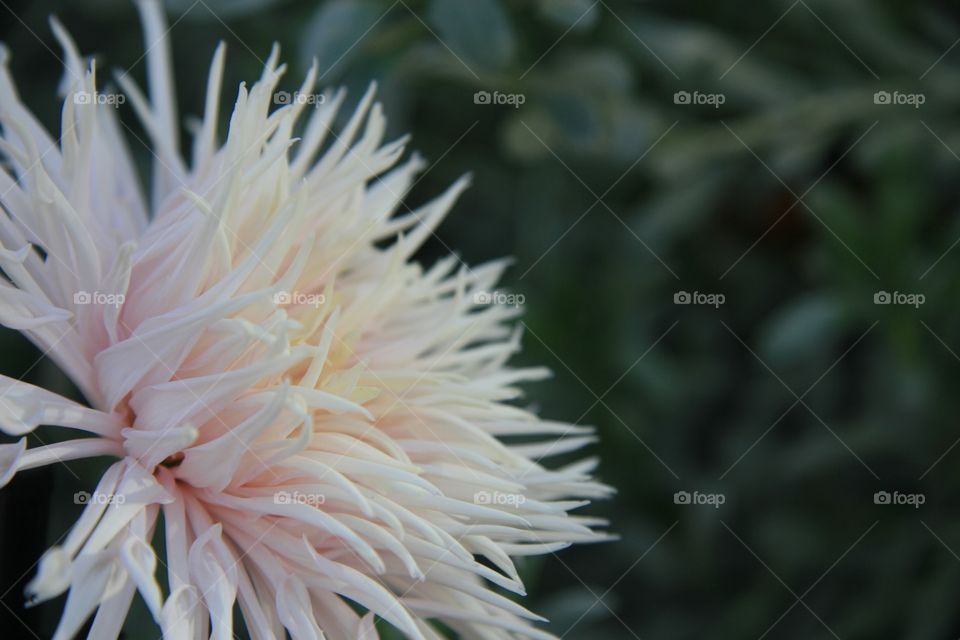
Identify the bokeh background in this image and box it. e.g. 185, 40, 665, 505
3, 0, 960, 638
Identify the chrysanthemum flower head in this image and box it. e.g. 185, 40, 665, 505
0, 2, 611, 638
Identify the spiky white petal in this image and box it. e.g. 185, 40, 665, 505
0, 2, 612, 638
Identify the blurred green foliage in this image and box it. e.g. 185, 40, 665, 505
4, 0, 960, 638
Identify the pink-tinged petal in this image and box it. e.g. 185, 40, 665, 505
129, 348, 308, 435
209, 492, 385, 573
160, 585, 205, 640
118, 535, 163, 621
292, 385, 375, 419
235, 554, 279, 640
133, 0, 185, 208
281, 455, 376, 518
121, 424, 198, 471
159, 480, 193, 594
302, 541, 425, 640
177, 385, 287, 491
50, 551, 121, 640
276, 577, 324, 640
99, 242, 137, 346
24, 547, 71, 606
0, 242, 38, 287
0, 50, 58, 170
62, 461, 125, 556
192, 43, 226, 171
187, 523, 237, 640
0, 281, 72, 329
403, 563, 546, 623
49, 20, 147, 247
79, 461, 172, 554
86, 576, 135, 640
357, 612, 379, 639
406, 598, 561, 640
0, 375, 123, 437
17, 437, 121, 469
0, 437, 26, 488
22, 462, 125, 604
94, 287, 282, 411
308, 590, 368, 640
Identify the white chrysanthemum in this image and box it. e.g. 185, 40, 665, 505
0, 3, 611, 638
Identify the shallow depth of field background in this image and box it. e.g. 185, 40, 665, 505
3, 0, 960, 638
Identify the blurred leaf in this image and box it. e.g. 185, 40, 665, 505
427, 0, 516, 71
537, 0, 601, 32
546, 49, 633, 94
300, 0, 384, 77
165, 0, 287, 20
539, 586, 614, 634
758, 294, 848, 366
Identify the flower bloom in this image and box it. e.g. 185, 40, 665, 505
0, 2, 611, 638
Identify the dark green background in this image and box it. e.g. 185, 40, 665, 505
2, 0, 960, 638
